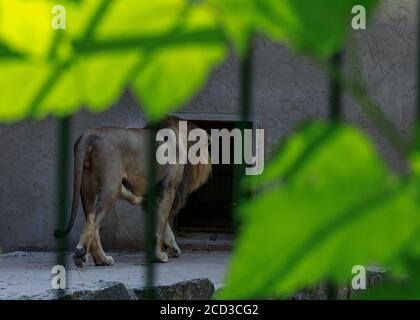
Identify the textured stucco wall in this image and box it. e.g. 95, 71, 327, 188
0, 0, 416, 252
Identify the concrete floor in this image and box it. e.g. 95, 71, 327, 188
0, 251, 230, 299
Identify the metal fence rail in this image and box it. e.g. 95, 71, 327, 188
55, 117, 70, 299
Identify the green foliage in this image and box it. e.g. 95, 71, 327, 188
4, 0, 420, 301
0, 0, 379, 122
131, 3, 226, 120
357, 258, 420, 300
210, 0, 378, 58
0, 0, 227, 122
219, 122, 420, 299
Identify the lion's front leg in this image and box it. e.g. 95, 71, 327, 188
164, 223, 181, 258
154, 186, 177, 263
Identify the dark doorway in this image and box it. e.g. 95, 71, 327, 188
174, 119, 253, 233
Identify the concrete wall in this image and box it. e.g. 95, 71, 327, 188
0, 0, 415, 252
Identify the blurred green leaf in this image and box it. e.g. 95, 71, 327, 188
0, 0, 55, 58
96, 0, 186, 40
0, 61, 51, 122
0, 0, 226, 122
131, 2, 227, 121
132, 44, 226, 121
0, 0, 380, 122
220, 122, 420, 299
210, 0, 378, 58
37, 51, 142, 118
409, 124, 420, 179
208, 0, 255, 56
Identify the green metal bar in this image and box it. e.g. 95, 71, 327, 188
240, 46, 253, 126
326, 282, 338, 300
417, 0, 420, 124
51, 2, 111, 299
144, 122, 158, 299
55, 116, 70, 299
330, 52, 343, 121
325, 51, 343, 300
233, 40, 254, 215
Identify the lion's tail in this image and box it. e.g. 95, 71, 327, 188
54, 134, 92, 239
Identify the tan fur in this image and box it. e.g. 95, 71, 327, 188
56, 116, 211, 267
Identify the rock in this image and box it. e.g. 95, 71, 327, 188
134, 278, 215, 300
290, 267, 387, 300
68, 282, 137, 300
289, 284, 330, 300
22, 279, 215, 300
27, 282, 137, 300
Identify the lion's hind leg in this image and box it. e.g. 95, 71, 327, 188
90, 229, 114, 266
74, 172, 119, 268
74, 198, 116, 268
74, 212, 95, 268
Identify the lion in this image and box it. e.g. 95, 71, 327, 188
54, 116, 212, 267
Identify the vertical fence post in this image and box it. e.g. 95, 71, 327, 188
55, 116, 70, 299
240, 42, 254, 124
233, 39, 254, 206
330, 52, 343, 121
144, 122, 158, 299
416, 1, 420, 125
326, 51, 343, 300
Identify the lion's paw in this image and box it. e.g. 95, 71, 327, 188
154, 251, 168, 263
95, 255, 114, 266
167, 247, 181, 258
73, 255, 85, 268
73, 246, 87, 268
105, 255, 115, 265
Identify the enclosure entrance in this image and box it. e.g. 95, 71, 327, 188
173, 117, 254, 233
